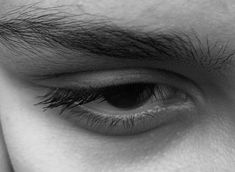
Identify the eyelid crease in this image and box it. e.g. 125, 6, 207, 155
34, 68, 205, 105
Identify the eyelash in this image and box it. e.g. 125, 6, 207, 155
36, 82, 191, 135
37, 86, 104, 113
37, 83, 168, 112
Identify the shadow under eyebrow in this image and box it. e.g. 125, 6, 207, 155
0, 5, 234, 73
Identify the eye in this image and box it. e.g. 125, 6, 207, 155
81, 83, 185, 113
77, 83, 193, 135
36, 68, 202, 136
38, 80, 197, 136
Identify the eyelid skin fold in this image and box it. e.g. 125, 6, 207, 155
33, 68, 205, 105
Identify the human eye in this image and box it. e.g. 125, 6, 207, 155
36, 68, 203, 136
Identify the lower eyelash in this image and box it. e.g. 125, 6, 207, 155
64, 108, 151, 134
60, 101, 194, 135
73, 109, 137, 129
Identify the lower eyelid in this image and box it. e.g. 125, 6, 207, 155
79, 99, 194, 117
62, 97, 195, 136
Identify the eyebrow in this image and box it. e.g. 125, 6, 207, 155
0, 6, 234, 73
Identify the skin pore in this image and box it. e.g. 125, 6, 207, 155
0, 0, 235, 171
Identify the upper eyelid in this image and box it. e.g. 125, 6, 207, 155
33, 68, 191, 87
33, 68, 205, 105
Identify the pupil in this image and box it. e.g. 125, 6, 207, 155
103, 83, 154, 110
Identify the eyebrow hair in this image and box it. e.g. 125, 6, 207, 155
0, 6, 234, 73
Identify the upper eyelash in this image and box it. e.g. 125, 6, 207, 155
36, 87, 103, 112
36, 83, 156, 113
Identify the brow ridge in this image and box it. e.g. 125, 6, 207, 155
0, 6, 234, 72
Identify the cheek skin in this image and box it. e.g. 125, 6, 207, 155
0, 123, 13, 172
0, 68, 235, 172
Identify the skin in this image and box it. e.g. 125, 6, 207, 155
0, 0, 235, 171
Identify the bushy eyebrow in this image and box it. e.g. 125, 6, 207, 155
0, 5, 234, 73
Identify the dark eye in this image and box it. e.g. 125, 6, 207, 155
102, 83, 154, 109
102, 83, 177, 110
